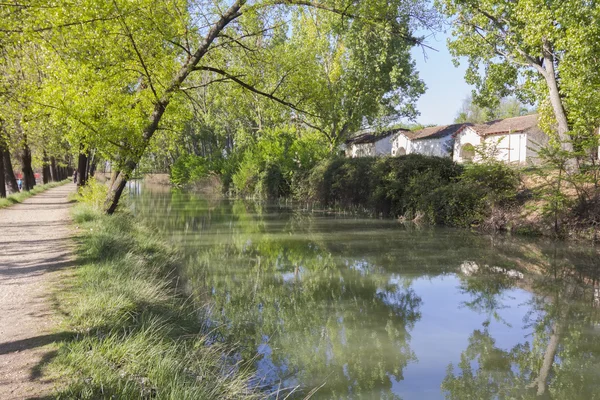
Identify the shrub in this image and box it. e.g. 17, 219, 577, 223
303, 154, 522, 228
305, 154, 464, 217
170, 154, 210, 187
77, 177, 108, 210
232, 127, 328, 199
461, 161, 520, 205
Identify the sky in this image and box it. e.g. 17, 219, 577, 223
409, 30, 473, 126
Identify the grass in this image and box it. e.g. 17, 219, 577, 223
48, 204, 262, 399
0, 179, 70, 209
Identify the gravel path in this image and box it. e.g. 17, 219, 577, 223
0, 183, 76, 399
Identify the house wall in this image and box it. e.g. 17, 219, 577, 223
411, 135, 454, 158
484, 132, 528, 163
392, 134, 412, 156
349, 143, 375, 158
453, 127, 482, 163
373, 136, 393, 156
525, 127, 549, 165
455, 126, 549, 164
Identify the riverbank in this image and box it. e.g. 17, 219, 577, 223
0, 179, 71, 209
0, 183, 76, 399
47, 203, 260, 398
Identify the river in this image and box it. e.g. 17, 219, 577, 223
131, 185, 600, 399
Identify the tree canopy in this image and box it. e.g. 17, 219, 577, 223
1, 0, 434, 210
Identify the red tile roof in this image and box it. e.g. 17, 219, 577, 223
412, 123, 471, 140
346, 127, 412, 144
469, 114, 539, 137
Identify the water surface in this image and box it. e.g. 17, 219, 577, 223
131, 186, 600, 399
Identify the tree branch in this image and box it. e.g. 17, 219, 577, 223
194, 65, 319, 117
111, 0, 159, 101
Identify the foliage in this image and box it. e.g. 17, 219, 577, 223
454, 95, 534, 124
306, 154, 464, 218
50, 205, 261, 399
439, 0, 600, 160
461, 162, 520, 205
232, 127, 329, 199
170, 155, 212, 188
305, 154, 523, 228
75, 177, 108, 210
2, 0, 434, 213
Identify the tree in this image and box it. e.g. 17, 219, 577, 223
439, 0, 600, 158
454, 95, 533, 124
4, 0, 432, 213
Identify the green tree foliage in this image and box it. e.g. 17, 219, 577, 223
438, 0, 600, 157
454, 95, 534, 124
231, 127, 328, 198
2, 0, 432, 213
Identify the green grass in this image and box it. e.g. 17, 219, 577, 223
48, 205, 262, 399
0, 179, 70, 209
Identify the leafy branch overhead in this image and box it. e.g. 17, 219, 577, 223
1, 0, 434, 213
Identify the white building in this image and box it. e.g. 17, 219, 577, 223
345, 128, 408, 158
391, 124, 467, 158
391, 130, 415, 156
453, 114, 548, 164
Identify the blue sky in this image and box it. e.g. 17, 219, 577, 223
410, 30, 473, 126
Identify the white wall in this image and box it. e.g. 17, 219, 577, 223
453, 127, 482, 163
392, 134, 412, 156
373, 136, 393, 156
454, 127, 530, 164
487, 133, 528, 163
349, 143, 375, 158
411, 135, 453, 158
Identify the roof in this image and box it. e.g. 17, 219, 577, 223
346, 127, 411, 145
468, 114, 540, 137
411, 123, 471, 141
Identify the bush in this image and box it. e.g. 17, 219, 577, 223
232, 127, 329, 199
77, 177, 108, 210
461, 161, 520, 205
424, 181, 486, 227
304, 154, 522, 228
170, 154, 210, 187
305, 154, 464, 216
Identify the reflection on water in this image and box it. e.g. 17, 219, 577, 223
131, 189, 600, 399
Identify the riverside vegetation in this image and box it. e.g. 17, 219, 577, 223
47, 183, 261, 399
172, 147, 600, 240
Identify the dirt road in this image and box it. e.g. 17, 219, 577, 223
0, 183, 75, 399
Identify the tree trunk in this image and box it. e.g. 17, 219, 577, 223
89, 156, 99, 177
50, 156, 58, 182
3, 150, 19, 193
0, 149, 6, 198
541, 41, 573, 154
21, 140, 35, 191
77, 150, 88, 187
42, 151, 50, 184
102, 0, 245, 214
535, 319, 563, 396
0, 132, 18, 193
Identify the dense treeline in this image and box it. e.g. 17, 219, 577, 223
3, 0, 600, 216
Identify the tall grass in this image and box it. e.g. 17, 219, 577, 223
0, 179, 70, 209
50, 205, 262, 399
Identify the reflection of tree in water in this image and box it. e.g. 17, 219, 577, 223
184, 236, 422, 398
444, 243, 600, 400
131, 190, 600, 399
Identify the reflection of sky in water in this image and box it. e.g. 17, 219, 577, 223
392, 275, 536, 399
131, 192, 600, 399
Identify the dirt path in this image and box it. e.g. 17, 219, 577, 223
0, 183, 76, 400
